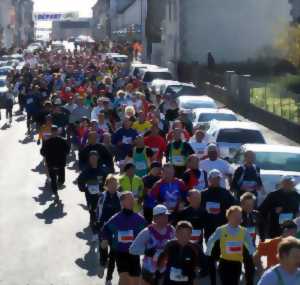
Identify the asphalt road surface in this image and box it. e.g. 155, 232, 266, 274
0, 109, 298, 285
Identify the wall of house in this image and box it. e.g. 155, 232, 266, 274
180, 0, 292, 63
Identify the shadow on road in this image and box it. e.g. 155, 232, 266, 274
78, 203, 88, 211
15, 115, 25, 122
75, 243, 99, 277
31, 160, 46, 174
19, 135, 35, 144
35, 200, 67, 224
76, 226, 92, 243
33, 186, 53, 205
1, 123, 10, 130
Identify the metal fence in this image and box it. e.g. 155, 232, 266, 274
249, 80, 300, 124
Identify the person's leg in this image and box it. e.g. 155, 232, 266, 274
207, 256, 217, 285
90, 194, 99, 235
128, 254, 141, 285
48, 167, 58, 197
57, 166, 65, 185
106, 249, 116, 281
26, 113, 32, 133
218, 259, 241, 285
244, 250, 255, 285
100, 246, 108, 267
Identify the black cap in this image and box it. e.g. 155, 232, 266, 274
123, 162, 135, 172
150, 161, 162, 169
89, 151, 99, 157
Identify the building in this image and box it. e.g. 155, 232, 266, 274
51, 19, 92, 41
0, 0, 33, 49
290, 0, 300, 23
92, 0, 111, 41
162, 0, 292, 75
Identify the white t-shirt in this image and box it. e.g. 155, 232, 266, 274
199, 158, 233, 188
258, 265, 300, 285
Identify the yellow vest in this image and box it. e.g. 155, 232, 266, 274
220, 225, 245, 262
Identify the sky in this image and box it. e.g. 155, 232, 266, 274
33, 0, 97, 17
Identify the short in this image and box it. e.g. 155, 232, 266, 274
115, 252, 141, 277
142, 269, 156, 284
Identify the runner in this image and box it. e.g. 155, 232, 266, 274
254, 221, 298, 271
101, 192, 146, 285
259, 175, 300, 239
142, 162, 162, 224
174, 189, 208, 277
40, 124, 70, 202
127, 135, 154, 177
96, 174, 121, 284
182, 154, 208, 192
200, 169, 237, 285
157, 221, 198, 285
77, 151, 109, 241
258, 237, 300, 285
129, 205, 175, 285
240, 192, 259, 285
166, 128, 194, 178
119, 162, 144, 211
231, 150, 264, 198
206, 206, 256, 285
151, 163, 187, 214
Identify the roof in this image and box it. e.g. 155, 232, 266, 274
193, 108, 235, 115
178, 95, 215, 102
209, 121, 260, 130
241, 144, 300, 154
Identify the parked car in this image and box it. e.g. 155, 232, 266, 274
233, 144, 300, 194
192, 108, 239, 130
176, 95, 217, 111
150, 79, 198, 97
206, 121, 266, 158
141, 67, 173, 87
130, 63, 160, 79
0, 76, 8, 108
0, 66, 13, 76
110, 54, 129, 65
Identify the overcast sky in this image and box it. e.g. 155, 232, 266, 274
33, 0, 97, 17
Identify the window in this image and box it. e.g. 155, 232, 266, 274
198, 113, 238, 122
216, 129, 265, 144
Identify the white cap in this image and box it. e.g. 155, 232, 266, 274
208, 169, 222, 179
153, 205, 169, 216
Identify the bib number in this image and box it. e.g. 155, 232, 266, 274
122, 136, 132, 144
135, 161, 147, 170
172, 155, 185, 166
170, 267, 188, 282
191, 229, 202, 242
87, 184, 99, 194
118, 230, 134, 243
206, 202, 221, 215
225, 241, 242, 254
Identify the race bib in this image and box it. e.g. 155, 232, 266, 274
241, 181, 257, 191
170, 267, 188, 282
206, 202, 221, 215
87, 184, 99, 195
26, 98, 33, 104
135, 161, 147, 170
279, 213, 293, 224
118, 230, 134, 243
122, 136, 132, 144
225, 241, 243, 254
246, 227, 256, 239
190, 229, 202, 242
172, 155, 185, 166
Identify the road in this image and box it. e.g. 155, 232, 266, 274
0, 109, 298, 285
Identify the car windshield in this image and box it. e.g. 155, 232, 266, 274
165, 85, 198, 95
217, 129, 265, 144
198, 113, 237, 122
256, 152, 300, 172
180, 100, 216, 109
113, 57, 128, 63
143, 72, 172, 82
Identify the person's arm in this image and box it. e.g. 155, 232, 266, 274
206, 227, 222, 256
165, 144, 171, 162
257, 269, 277, 285
243, 231, 256, 256
77, 172, 87, 192
230, 167, 243, 192
129, 228, 150, 256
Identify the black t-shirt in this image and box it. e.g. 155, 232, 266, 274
143, 174, 160, 190
162, 240, 198, 284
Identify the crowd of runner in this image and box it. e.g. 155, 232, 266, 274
2, 42, 300, 285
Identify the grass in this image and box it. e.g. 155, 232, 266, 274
250, 86, 300, 123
